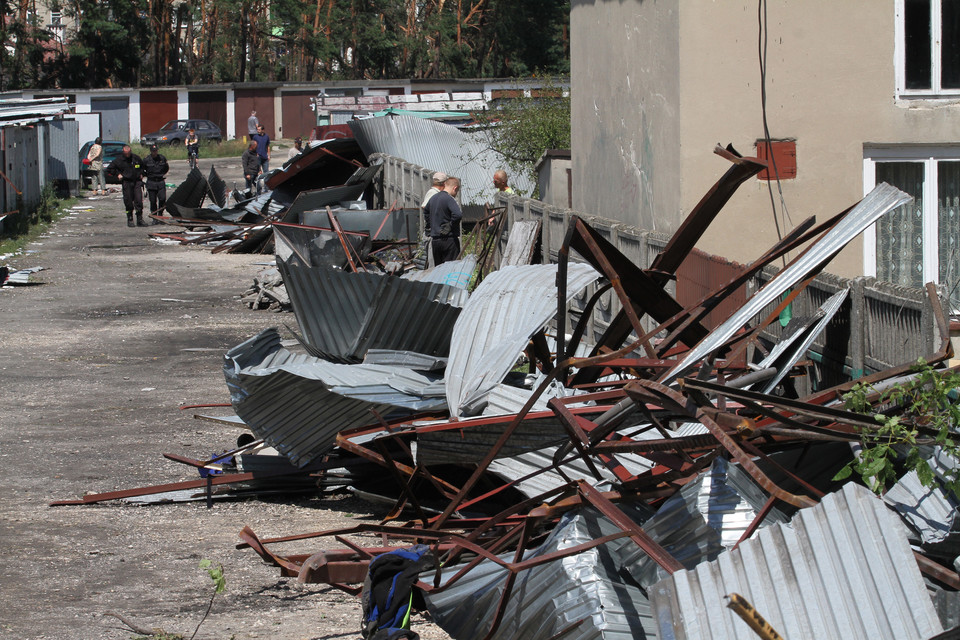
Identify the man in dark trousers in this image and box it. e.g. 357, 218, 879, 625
241, 141, 261, 195
106, 145, 146, 227
251, 124, 271, 175
425, 176, 463, 265
142, 144, 169, 223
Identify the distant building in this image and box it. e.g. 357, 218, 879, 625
571, 1, 960, 308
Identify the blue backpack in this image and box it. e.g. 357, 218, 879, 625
360, 545, 434, 639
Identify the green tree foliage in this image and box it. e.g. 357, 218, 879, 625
472, 82, 571, 193
1, 0, 569, 88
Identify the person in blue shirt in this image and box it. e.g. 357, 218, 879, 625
251, 124, 271, 175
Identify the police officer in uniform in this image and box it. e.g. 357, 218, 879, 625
106, 145, 146, 227
142, 144, 169, 223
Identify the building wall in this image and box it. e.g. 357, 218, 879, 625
570, 0, 682, 231
572, 1, 960, 279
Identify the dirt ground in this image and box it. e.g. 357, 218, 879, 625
0, 157, 451, 640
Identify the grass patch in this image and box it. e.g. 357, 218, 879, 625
0, 185, 77, 256
130, 138, 253, 161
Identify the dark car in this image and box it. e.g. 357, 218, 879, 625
79, 140, 127, 185
141, 119, 222, 146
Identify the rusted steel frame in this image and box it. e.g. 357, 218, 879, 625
334, 433, 463, 497
480, 519, 531, 640
627, 381, 818, 508
388, 435, 458, 503
564, 281, 614, 360
163, 438, 265, 470
319, 145, 364, 167
592, 433, 726, 454
547, 398, 604, 481
375, 439, 430, 526
426, 524, 528, 591
529, 330, 554, 374
325, 206, 364, 272
650, 146, 766, 276
734, 438, 826, 500
428, 333, 696, 528
577, 481, 683, 573
239, 526, 309, 575
915, 552, 960, 590
680, 378, 919, 434
50, 462, 324, 506
568, 217, 692, 357
732, 496, 778, 550
424, 531, 636, 597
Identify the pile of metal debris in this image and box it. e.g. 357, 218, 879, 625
55, 147, 960, 639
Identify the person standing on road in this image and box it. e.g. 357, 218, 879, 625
247, 110, 260, 138
252, 124, 271, 176
106, 145, 146, 227
287, 136, 304, 160
87, 137, 105, 196
142, 144, 169, 223
425, 176, 463, 266
242, 141, 262, 196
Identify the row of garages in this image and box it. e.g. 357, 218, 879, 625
28, 86, 325, 144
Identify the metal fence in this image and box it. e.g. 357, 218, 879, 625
1, 119, 80, 234
375, 153, 942, 386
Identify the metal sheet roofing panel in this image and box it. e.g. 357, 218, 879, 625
349, 115, 534, 205
615, 458, 789, 590
167, 167, 209, 213
446, 263, 599, 417
884, 447, 960, 556
402, 255, 477, 289
663, 183, 912, 385
415, 415, 571, 465
278, 261, 466, 362
424, 507, 656, 640
223, 327, 445, 467
649, 482, 942, 640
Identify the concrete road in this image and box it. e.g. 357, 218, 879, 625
0, 159, 449, 640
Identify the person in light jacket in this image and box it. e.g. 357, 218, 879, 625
87, 137, 105, 196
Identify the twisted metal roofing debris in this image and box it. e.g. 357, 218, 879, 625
884, 447, 960, 555
424, 507, 657, 640
663, 182, 912, 385
0, 97, 71, 124
615, 457, 789, 590
278, 260, 466, 363
282, 184, 369, 223
753, 288, 849, 393
224, 327, 445, 467
446, 263, 599, 417
349, 115, 535, 205
401, 255, 477, 289
166, 167, 209, 214
273, 223, 369, 269
649, 482, 943, 640
207, 166, 227, 208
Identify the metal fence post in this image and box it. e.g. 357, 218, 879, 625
850, 276, 867, 379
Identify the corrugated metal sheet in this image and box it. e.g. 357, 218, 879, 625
349, 115, 534, 204
223, 327, 445, 467
278, 260, 466, 363
664, 183, 912, 385
273, 223, 368, 268
424, 507, 657, 640
446, 263, 599, 417
415, 415, 571, 465
884, 447, 960, 556
282, 184, 368, 222
0, 97, 72, 124
500, 220, 541, 267
167, 167, 209, 214
402, 255, 477, 289
486, 446, 655, 499
362, 350, 447, 371
753, 288, 848, 393
207, 165, 227, 208
614, 457, 789, 590
649, 482, 943, 640
41, 119, 80, 188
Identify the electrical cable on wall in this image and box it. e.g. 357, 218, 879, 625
758, 0, 793, 246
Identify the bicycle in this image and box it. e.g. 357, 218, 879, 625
187, 145, 199, 170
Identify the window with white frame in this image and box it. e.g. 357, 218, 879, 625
864, 148, 960, 310
897, 0, 960, 95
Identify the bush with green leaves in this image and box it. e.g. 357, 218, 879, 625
833, 360, 960, 497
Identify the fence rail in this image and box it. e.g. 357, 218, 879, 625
374, 154, 943, 387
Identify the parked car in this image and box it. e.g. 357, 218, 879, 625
141, 119, 222, 146
79, 140, 126, 186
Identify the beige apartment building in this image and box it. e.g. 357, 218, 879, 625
571, 0, 960, 307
